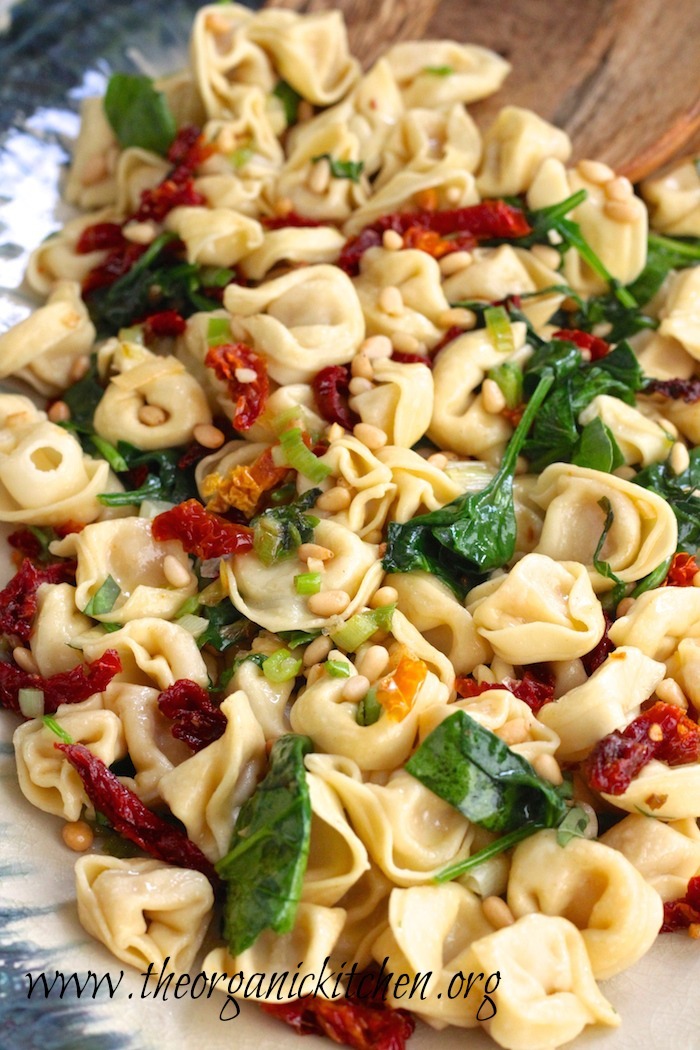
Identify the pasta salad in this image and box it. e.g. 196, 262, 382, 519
3, 4, 700, 1049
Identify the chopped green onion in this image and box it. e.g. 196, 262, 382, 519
117, 324, 145, 345
176, 614, 209, 638
271, 405, 309, 435
253, 517, 286, 566
311, 153, 364, 183
89, 436, 129, 473
230, 145, 253, 169
294, 571, 322, 595
423, 64, 454, 75
356, 686, 381, 725
18, 688, 44, 719
199, 266, 236, 289
207, 316, 232, 347
330, 602, 396, 652
83, 576, 121, 617
262, 648, 303, 684
176, 595, 201, 618
325, 659, 351, 678
484, 306, 514, 354
42, 714, 73, 744
487, 361, 523, 409
278, 427, 331, 483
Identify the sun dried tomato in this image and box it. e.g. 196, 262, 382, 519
375, 650, 428, 722
261, 996, 415, 1050
552, 328, 610, 361
0, 559, 77, 643
431, 325, 466, 357
177, 442, 213, 471
55, 741, 220, 887
158, 679, 227, 752
134, 126, 211, 224
143, 309, 187, 339
581, 610, 615, 675
584, 700, 700, 796
202, 446, 290, 517
390, 350, 433, 367
152, 499, 254, 559
401, 226, 454, 257
312, 365, 358, 429
81, 241, 146, 294
205, 342, 269, 431
644, 377, 700, 403
7, 529, 44, 565
53, 520, 85, 538
455, 667, 555, 714
76, 222, 126, 253
0, 650, 121, 715
166, 124, 211, 168
661, 875, 700, 933
663, 552, 700, 587
261, 212, 326, 230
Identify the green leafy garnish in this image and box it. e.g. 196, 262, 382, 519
571, 416, 625, 473
216, 734, 313, 954
556, 805, 591, 846
97, 442, 199, 507
312, 153, 364, 184
383, 370, 555, 592
273, 79, 302, 125
592, 497, 627, 606
104, 73, 176, 155
634, 447, 700, 553
423, 64, 454, 75
83, 576, 121, 617
252, 490, 321, 566
89, 435, 129, 473
627, 232, 700, 307
197, 599, 252, 653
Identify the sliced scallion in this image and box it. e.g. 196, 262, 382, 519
356, 686, 381, 725
176, 614, 209, 638
83, 576, 121, 617
262, 649, 303, 684
207, 316, 232, 347
484, 306, 514, 355
330, 603, 396, 652
325, 659, 351, 678
278, 427, 331, 483
89, 436, 129, 473
294, 571, 322, 595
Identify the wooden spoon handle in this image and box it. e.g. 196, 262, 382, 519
264, 0, 441, 67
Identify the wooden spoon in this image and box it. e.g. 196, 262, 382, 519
265, 0, 700, 183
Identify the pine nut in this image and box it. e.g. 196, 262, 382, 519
438, 307, 477, 329
605, 176, 633, 201
656, 677, 688, 709
163, 554, 192, 589
482, 378, 507, 414
206, 11, 232, 33
326, 422, 345, 443
349, 377, 373, 395
577, 801, 599, 839
671, 441, 690, 475
298, 543, 333, 562
482, 896, 515, 929
69, 355, 90, 382
307, 589, 351, 616
48, 400, 71, 423
498, 718, 529, 745
274, 196, 293, 217
369, 586, 399, 609
378, 285, 404, 316
351, 353, 374, 380
577, 159, 615, 185
355, 644, 390, 682
648, 722, 664, 742
360, 335, 393, 359
391, 331, 422, 353
614, 464, 636, 480
604, 199, 642, 224
62, 820, 94, 852
316, 486, 352, 512
123, 221, 158, 245
307, 557, 324, 573
445, 185, 462, 204
235, 367, 257, 384
341, 674, 371, 703
302, 635, 333, 666
532, 752, 563, 786
616, 597, 635, 618
138, 404, 168, 426
305, 663, 325, 685
530, 244, 561, 270
193, 423, 225, 449
80, 152, 109, 187
13, 646, 38, 674
427, 452, 448, 469
382, 230, 403, 251
308, 156, 331, 195
353, 422, 387, 450
439, 251, 473, 276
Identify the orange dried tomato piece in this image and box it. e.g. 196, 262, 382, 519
205, 342, 269, 431
375, 648, 428, 722
663, 551, 700, 587
202, 446, 289, 516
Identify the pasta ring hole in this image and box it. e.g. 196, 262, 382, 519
30, 446, 63, 472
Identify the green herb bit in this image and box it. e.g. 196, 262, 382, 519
273, 79, 303, 125
571, 417, 625, 473
175, 595, 201, 618
216, 734, 313, 954
230, 144, 254, 169
634, 446, 700, 553
197, 599, 251, 653
631, 556, 673, 598
627, 232, 700, 306
252, 489, 321, 566
42, 715, 74, 745
484, 305, 515, 354
206, 316, 232, 347
312, 153, 364, 184
556, 805, 591, 846
278, 629, 322, 650
61, 355, 104, 431
83, 575, 121, 617
89, 435, 129, 473
278, 427, 331, 483
330, 602, 396, 652
423, 64, 454, 75
294, 571, 322, 595
262, 649, 303, 683
435, 823, 543, 883
487, 361, 523, 409
104, 73, 176, 156
325, 659, 351, 678
356, 685, 381, 725
593, 497, 627, 606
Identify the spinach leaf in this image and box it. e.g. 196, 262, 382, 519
627, 232, 700, 306
97, 442, 199, 507
312, 153, 364, 183
272, 79, 302, 125
104, 73, 176, 156
197, 599, 253, 653
593, 497, 627, 606
61, 355, 104, 430
83, 576, 121, 617
634, 447, 700, 553
216, 733, 313, 954
252, 489, 321, 565
382, 370, 555, 592
405, 709, 568, 834
571, 417, 625, 473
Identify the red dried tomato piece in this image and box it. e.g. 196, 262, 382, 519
0, 650, 121, 715
177, 442, 213, 471
312, 365, 358, 429
134, 126, 211, 224
584, 700, 700, 796
55, 741, 220, 887
166, 124, 210, 167
205, 342, 269, 430
7, 529, 44, 564
53, 520, 86, 538
158, 680, 227, 752
390, 350, 433, 367
662, 875, 700, 932
581, 610, 615, 675
0, 559, 77, 643
82, 241, 146, 294
261, 211, 326, 230
644, 377, 700, 403
152, 499, 253, 559
143, 309, 187, 339
455, 668, 555, 714
664, 552, 700, 587
261, 996, 415, 1050
76, 222, 126, 254
552, 328, 610, 361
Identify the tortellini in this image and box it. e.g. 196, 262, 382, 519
353, 247, 450, 348
349, 359, 434, 448
641, 156, 700, 236
384, 39, 510, 109
81, 618, 209, 691
476, 106, 572, 198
